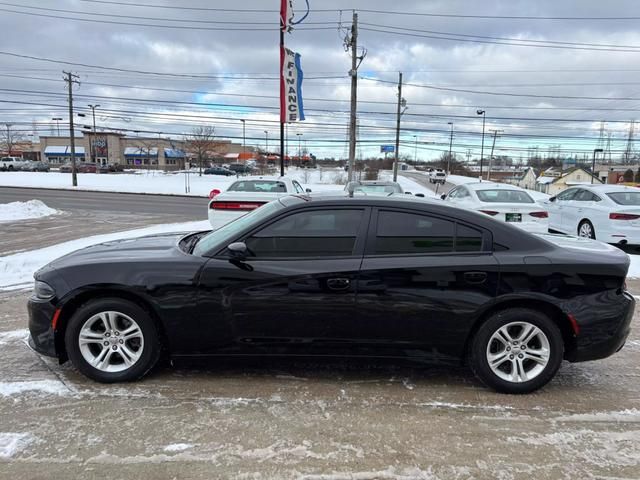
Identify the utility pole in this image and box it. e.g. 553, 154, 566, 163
447, 122, 454, 174
393, 72, 405, 182
264, 130, 268, 154
346, 11, 365, 182
52, 117, 62, 136
64, 71, 80, 187
296, 133, 303, 166
241, 119, 246, 156
88, 104, 100, 163
477, 110, 486, 179
413, 135, 418, 164
486, 129, 503, 181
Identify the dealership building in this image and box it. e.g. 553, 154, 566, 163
38, 132, 187, 169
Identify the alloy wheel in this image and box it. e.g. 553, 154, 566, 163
578, 222, 594, 238
486, 321, 550, 383
78, 311, 145, 373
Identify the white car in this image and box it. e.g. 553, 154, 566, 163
442, 182, 548, 233
546, 184, 640, 245
0, 156, 30, 171
429, 168, 447, 184
207, 176, 309, 228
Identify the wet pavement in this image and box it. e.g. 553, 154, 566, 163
1, 290, 639, 480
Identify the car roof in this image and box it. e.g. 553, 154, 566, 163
581, 184, 640, 193
348, 180, 400, 186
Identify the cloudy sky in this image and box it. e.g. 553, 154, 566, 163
1, 0, 639, 161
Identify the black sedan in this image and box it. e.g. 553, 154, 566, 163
204, 166, 235, 176
28, 195, 634, 393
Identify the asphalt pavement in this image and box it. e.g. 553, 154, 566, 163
401, 171, 455, 195
0, 187, 207, 217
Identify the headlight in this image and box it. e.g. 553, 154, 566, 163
33, 280, 55, 300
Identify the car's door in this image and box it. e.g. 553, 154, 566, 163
550, 188, 579, 233
354, 208, 499, 362
196, 207, 370, 355
561, 188, 586, 232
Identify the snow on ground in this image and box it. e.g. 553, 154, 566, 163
0, 433, 33, 459
0, 380, 70, 397
0, 199, 58, 223
0, 169, 345, 197
627, 255, 640, 278
0, 219, 210, 290
163, 443, 194, 452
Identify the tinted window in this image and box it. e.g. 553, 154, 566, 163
292, 181, 305, 194
557, 189, 578, 201
352, 184, 402, 194
245, 209, 364, 257
456, 224, 483, 252
228, 180, 287, 193
475, 189, 534, 203
574, 190, 601, 202
375, 211, 454, 254
607, 191, 640, 205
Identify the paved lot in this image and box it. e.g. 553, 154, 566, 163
1, 289, 639, 480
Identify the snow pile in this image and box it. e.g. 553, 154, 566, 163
0, 433, 33, 458
554, 409, 640, 423
0, 170, 345, 197
0, 219, 210, 289
163, 443, 194, 452
0, 199, 58, 223
0, 329, 28, 345
0, 380, 70, 397
627, 255, 640, 278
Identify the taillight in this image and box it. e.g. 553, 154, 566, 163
210, 201, 264, 210
609, 213, 640, 220
208, 189, 221, 199
529, 211, 548, 218
479, 210, 499, 216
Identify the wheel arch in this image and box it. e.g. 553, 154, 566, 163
463, 298, 577, 363
54, 287, 169, 363
577, 218, 595, 237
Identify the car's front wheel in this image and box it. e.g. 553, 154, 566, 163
65, 298, 161, 383
470, 308, 564, 394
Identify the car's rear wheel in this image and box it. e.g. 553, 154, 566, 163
470, 308, 563, 394
578, 220, 596, 239
65, 298, 161, 383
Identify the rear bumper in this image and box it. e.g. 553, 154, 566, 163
567, 291, 635, 362
27, 297, 58, 358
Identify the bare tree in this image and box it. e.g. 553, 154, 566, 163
0, 123, 25, 156
185, 126, 216, 176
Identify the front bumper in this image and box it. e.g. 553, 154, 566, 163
27, 296, 58, 358
567, 291, 635, 362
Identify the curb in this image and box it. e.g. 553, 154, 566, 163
0, 185, 208, 199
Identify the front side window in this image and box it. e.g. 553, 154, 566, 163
245, 209, 364, 258
557, 189, 578, 201
375, 211, 455, 254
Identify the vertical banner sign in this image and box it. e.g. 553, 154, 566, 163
281, 48, 305, 122
280, 0, 294, 32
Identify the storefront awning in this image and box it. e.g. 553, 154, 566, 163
44, 146, 85, 156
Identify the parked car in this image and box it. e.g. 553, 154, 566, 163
546, 184, 640, 245
208, 176, 310, 227
22, 161, 50, 172
227, 163, 254, 174
0, 156, 30, 171
204, 166, 235, 176
28, 194, 633, 393
59, 162, 98, 173
442, 182, 548, 234
429, 168, 447, 184
98, 163, 124, 174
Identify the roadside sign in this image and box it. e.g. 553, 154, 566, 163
380, 145, 395, 153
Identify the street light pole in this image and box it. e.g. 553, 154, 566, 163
241, 119, 246, 156
296, 133, 303, 166
264, 130, 268, 154
592, 148, 603, 184
52, 117, 62, 136
88, 104, 100, 163
413, 135, 417, 164
447, 122, 454, 175
477, 110, 486, 180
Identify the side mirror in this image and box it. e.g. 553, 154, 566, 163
440, 193, 447, 200
305, 188, 312, 193
227, 241, 247, 259
405, 191, 412, 195
549, 196, 556, 202
415, 193, 425, 198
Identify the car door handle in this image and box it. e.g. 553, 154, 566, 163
464, 271, 487, 284
326, 278, 351, 291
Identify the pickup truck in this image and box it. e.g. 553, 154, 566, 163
428, 168, 447, 184
0, 156, 30, 171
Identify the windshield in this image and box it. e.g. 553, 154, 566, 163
227, 180, 286, 193
476, 189, 534, 203
353, 184, 402, 194
192, 200, 284, 256
606, 191, 640, 205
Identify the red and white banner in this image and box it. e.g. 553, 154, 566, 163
280, 0, 294, 32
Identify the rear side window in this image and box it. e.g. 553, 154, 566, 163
475, 189, 534, 203
606, 192, 640, 205
245, 209, 364, 257
374, 211, 484, 255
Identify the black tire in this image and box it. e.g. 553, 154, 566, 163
578, 220, 596, 239
469, 308, 564, 394
64, 298, 162, 383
